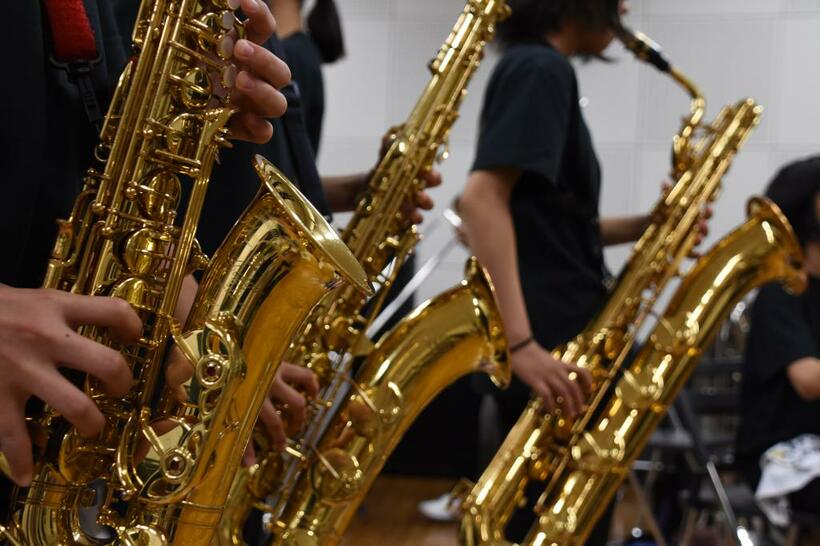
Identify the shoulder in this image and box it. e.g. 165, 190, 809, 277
284, 32, 323, 69
493, 44, 575, 86
755, 282, 801, 310
283, 32, 324, 87
751, 282, 807, 331
485, 44, 576, 107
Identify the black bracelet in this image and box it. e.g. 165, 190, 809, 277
510, 336, 534, 354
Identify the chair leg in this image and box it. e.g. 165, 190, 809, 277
628, 471, 668, 546
681, 508, 699, 546
703, 460, 745, 546
786, 524, 800, 546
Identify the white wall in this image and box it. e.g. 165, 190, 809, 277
317, 0, 820, 303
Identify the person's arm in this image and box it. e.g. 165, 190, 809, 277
747, 284, 818, 402
787, 357, 820, 401
321, 173, 369, 213
321, 170, 441, 220
600, 215, 651, 246
601, 181, 713, 248
258, 363, 320, 453
460, 169, 592, 417
461, 169, 530, 344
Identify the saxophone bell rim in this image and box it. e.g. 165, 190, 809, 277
746, 196, 807, 293
464, 256, 512, 389
253, 154, 373, 296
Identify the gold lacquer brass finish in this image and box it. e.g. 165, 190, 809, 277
1, 0, 369, 542
217, 1, 511, 543
118, 158, 368, 545
458, 29, 769, 545
268, 258, 509, 546
524, 198, 805, 544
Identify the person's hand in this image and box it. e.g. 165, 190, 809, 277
228, 0, 291, 143
511, 342, 593, 418
0, 286, 141, 486
693, 205, 713, 248
660, 181, 712, 250
402, 168, 442, 225
256, 362, 320, 453
164, 345, 194, 404
368, 129, 443, 225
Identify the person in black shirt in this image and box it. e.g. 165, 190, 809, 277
0, 0, 294, 489
267, 0, 392, 221
279, 0, 344, 155
736, 157, 820, 518
283, 31, 327, 156
460, 0, 669, 542
268, 0, 344, 155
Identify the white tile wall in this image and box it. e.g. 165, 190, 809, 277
775, 16, 820, 145
643, 0, 785, 16
317, 1, 820, 304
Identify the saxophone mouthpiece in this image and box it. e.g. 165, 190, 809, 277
618, 27, 671, 73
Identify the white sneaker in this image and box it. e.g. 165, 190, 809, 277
418, 492, 461, 522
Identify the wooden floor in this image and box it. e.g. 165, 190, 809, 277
340, 475, 646, 545
340, 475, 820, 546
341, 476, 459, 546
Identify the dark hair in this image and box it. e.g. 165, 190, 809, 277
765, 156, 820, 247
301, 0, 345, 64
496, 0, 623, 49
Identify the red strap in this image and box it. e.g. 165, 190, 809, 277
42, 0, 98, 62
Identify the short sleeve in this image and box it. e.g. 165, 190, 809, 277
745, 284, 818, 382
472, 53, 573, 185
283, 33, 325, 155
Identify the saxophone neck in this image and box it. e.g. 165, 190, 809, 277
341, 0, 507, 275
429, 0, 509, 75
618, 27, 705, 126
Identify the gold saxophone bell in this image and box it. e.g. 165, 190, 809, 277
269, 258, 509, 546
120, 157, 369, 544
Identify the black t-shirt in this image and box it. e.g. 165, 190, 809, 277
736, 276, 820, 483
2, 1, 128, 288
283, 31, 325, 157
2, 0, 132, 515
5, 1, 310, 271
197, 131, 300, 256
472, 43, 609, 350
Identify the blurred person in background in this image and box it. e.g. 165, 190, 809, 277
736, 156, 820, 527
457, 0, 690, 542
270, 0, 345, 155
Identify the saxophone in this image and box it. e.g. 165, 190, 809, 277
1, 0, 368, 543
217, 1, 511, 544
522, 197, 805, 544
457, 29, 767, 545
